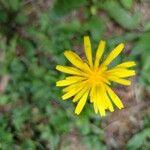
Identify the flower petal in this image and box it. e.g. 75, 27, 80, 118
93, 98, 98, 114
108, 75, 131, 85
72, 86, 89, 102
62, 81, 87, 100
56, 79, 74, 87
95, 86, 106, 116
89, 85, 95, 103
101, 85, 114, 112
105, 85, 124, 109
103, 43, 124, 66
56, 76, 85, 87
64, 51, 90, 73
75, 89, 89, 115
107, 69, 136, 78
116, 61, 136, 68
84, 36, 93, 67
62, 80, 86, 92
56, 65, 87, 76
94, 40, 106, 68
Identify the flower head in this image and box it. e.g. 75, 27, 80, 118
56, 36, 136, 116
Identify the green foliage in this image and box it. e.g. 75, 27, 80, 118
53, 0, 87, 17
83, 16, 106, 41
100, 0, 141, 30
144, 21, 150, 31
0, 0, 150, 149
131, 32, 150, 90
120, 0, 133, 9
126, 128, 150, 150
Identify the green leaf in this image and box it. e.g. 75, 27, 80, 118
142, 51, 150, 71
0, 130, 13, 150
144, 21, 150, 31
120, 0, 133, 9
131, 32, 150, 90
57, 20, 81, 32
53, 0, 87, 17
7, 0, 20, 11
15, 12, 28, 24
0, 10, 8, 23
84, 135, 106, 150
109, 32, 140, 46
126, 128, 150, 150
0, 95, 10, 105
22, 139, 36, 150
100, 0, 141, 30
26, 27, 53, 53
12, 106, 30, 130
82, 16, 106, 41
131, 32, 150, 55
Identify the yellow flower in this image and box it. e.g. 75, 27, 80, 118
56, 36, 136, 116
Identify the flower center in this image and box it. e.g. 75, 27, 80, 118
88, 69, 101, 85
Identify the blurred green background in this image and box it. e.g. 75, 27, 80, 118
0, 0, 150, 149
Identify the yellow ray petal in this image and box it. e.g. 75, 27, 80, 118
93, 98, 98, 114
62, 80, 86, 92
103, 43, 124, 66
62, 83, 78, 93
72, 86, 89, 102
56, 79, 75, 87
97, 65, 108, 74
89, 85, 95, 103
95, 86, 106, 116
94, 40, 106, 68
83, 63, 92, 73
75, 89, 89, 115
97, 76, 111, 85
114, 70, 135, 78
101, 84, 114, 112
56, 65, 87, 76
116, 61, 136, 68
65, 76, 86, 81
84, 36, 93, 67
107, 69, 136, 78
64, 51, 90, 72
56, 76, 86, 87
64, 50, 83, 62
108, 75, 131, 85
90, 86, 98, 113
105, 85, 124, 109
62, 83, 85, 100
